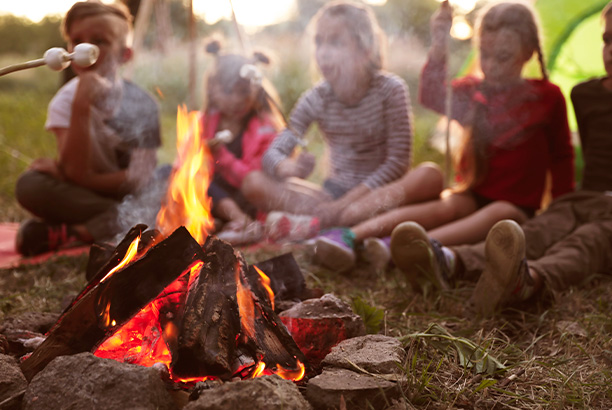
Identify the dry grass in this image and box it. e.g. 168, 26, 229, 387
3, 242, 611, 409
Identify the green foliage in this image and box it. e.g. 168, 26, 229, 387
400, 322, 506, 375
352, 296, 384, 334
0, 70, 58, 209
0, 15, 64, 55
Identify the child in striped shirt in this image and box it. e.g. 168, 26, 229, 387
242, 0, 443, 242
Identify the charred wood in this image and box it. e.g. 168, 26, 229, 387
20, 226, 205, 381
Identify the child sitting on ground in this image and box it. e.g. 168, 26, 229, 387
312, 0, 575, 272
199, 40, 284, 245
391, 1, 612, 316
242, 0, 444, 244
15, 0, 161, 256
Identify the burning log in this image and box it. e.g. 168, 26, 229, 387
170, 236, 306, 380
20, 226, 205, 381
248, 253, 305, 303
84, 223, 158, 282
170, 236, 242, 379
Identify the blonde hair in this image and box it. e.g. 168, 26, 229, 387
455, 1, 547, 192
203, 39, 284, 130
310, 0, 387, 71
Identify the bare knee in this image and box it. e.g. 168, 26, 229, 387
241, 170, 270, 203
483, 201, 529, 224
407, 162, 444, 200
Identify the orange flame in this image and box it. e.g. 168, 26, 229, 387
156, 105, 214, 243
94, 261, 204, 379
235, 262, 256, 339
100, 235, 140, 283
251, 361, 266, 378
253, 266, 274, 311
276, 360, 306, 382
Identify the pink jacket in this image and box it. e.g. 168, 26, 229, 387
201, 110, 278, 189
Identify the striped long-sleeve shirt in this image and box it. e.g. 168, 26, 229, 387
262, 71, 413, 193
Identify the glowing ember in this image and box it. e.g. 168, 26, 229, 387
94, 261, 204, 380
254, 266, 274, 311
156, 105, 214, 243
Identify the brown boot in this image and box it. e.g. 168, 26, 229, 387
469, 220, 533, 316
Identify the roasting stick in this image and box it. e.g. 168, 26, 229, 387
0, 43, 99, 77
438, 0, 475, 188
444, 29, 453, 188
440, 0, 453, 189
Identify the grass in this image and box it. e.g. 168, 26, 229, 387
1, 44, 610, 408
1, 244, 611, 408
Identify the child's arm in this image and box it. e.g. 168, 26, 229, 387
419, 1, 452, 115
54, 121, 156, 195
261, 88, 319, 179
361, 75, 412, 190
213, 117, 278, 188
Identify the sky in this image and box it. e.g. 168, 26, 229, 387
0, 0, 484, 34
0, 0, 388, 28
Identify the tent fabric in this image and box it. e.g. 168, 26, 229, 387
536, 0, 609, 70
537, 0, 609, 129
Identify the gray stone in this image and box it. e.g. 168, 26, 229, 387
0, 312, 59, 334
0, 354, 28, 408
322, 334, 406, 374
22, 352, 176, 410
184, 375, 311, 410
306, 367, 400, 410
279, 294, 366, 364
279, 294, 362, 322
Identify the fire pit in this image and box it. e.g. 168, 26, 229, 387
20, 225, 306, 384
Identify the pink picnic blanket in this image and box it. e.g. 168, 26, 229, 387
0, 223, 89, 269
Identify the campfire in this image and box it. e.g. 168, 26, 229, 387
19, 107, 306, 384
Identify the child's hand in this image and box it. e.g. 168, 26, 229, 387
76, 71, 120, 116
294, 151, 316, 178
276, 152, 316, 179
30, 158, 63, 180
431, 1, 453, 45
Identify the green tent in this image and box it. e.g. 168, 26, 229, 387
537, 0, 609, 129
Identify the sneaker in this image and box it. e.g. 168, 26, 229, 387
362, 236, 391, 271
264, 212, 320, 243
15, 219, 81, 256
390, 221, 453, 291
469, 219, 533, 316
216, 221, 264, 245
312, 228, 356, 272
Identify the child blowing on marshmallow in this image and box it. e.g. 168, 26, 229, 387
15, 0, 161, 255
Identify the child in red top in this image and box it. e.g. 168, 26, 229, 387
311, 0, 575, 272
201, 40, 284, 244
392, 1, 612, 315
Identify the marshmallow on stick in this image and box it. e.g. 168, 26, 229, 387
0, 43, 100, 77
208, 130, 235, 148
